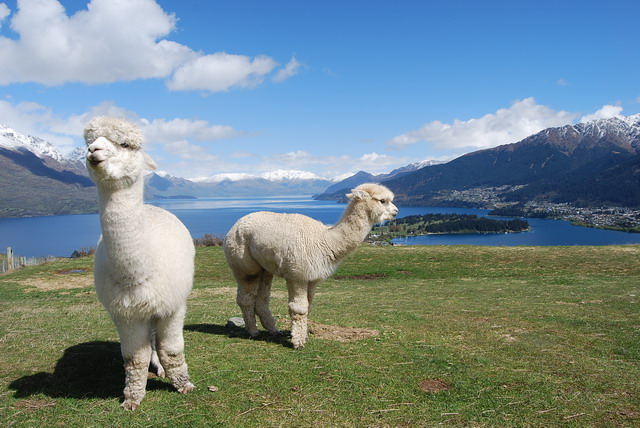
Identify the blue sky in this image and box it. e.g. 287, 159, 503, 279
1, 0, 639, 180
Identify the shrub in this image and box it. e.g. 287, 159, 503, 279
193, 233, 224, 247
70, 247, 96, 258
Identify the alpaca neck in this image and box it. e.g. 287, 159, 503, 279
327, 201, 372, 261
97, 178, 148, 272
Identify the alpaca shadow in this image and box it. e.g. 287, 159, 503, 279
185, 323, 294, 349
9, 341, 172, 400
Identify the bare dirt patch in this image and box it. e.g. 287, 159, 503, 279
309, 321, 379, 342
19, 270, 93, 291
419, 378, 450, 393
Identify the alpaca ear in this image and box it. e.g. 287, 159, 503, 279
143, 152, 157, 171
347, 189, 370, 200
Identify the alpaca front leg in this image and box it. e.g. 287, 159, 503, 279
156, 307, 194, 394
287, 281, 310, 349
117, 320, 152, 410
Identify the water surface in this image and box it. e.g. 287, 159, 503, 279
1, 197, 639, 257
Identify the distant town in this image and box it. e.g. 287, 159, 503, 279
440, 186, 640, 232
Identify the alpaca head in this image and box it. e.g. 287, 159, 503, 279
347, 183, 398, 224
84, 116, 156, 189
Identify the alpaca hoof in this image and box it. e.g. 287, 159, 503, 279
269, 330, 282, 337
292, 342, 305, 350
178, 382, 195, 394
121, 399, 140, 410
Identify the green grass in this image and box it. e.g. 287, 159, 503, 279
1, 245, 639, 427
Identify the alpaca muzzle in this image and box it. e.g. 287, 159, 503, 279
86, 137, 109, 166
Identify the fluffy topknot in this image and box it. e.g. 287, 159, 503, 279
347, 183, 394, 201
84, 116, 144, 150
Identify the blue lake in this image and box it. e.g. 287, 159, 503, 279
1, 196, 640, 257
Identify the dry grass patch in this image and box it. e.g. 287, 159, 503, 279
17, 270, 92, 291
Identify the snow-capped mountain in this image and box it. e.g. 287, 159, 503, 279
261, 169, 326, 181
315, 158, 443, 199
0, 124, 86, 172
0, 125, 96, 217
190, 169, 328, 184
384, 113, 640, 207
145, 169, 334, 198
0, 125, 67, 163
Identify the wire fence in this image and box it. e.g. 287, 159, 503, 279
0, 247, 59, 274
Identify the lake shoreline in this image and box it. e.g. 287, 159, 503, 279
2, 197, 640, 257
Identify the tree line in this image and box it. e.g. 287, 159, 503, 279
374, 213, 529, 237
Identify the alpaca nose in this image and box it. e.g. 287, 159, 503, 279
87, 137, 109, 164
88, 136, 109, 151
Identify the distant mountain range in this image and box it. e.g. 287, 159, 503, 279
314, 114, 640, 208
0, 125, 339, 216
2, 113, 639, 218
0, 126, 97, 217
145, 169, 333, 199
315, 160, 443, 201
379, 114, 640, 207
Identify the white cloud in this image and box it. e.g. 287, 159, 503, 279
0, 0, 195, 85
0, 99, 240, 159
163, 140, 219, 161
166, 53, 278, 92
388, 97, 578, 151
0, 0, 295, 91
0, 99, 77, 152
579, 104, 623, 123
140, 118, 240, 143
556, 78, 569, 86
0, 3, 10, 27
258, 150, 410, 178
273, 57, 301, 82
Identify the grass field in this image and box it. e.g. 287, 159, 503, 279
1, 245, 639, 427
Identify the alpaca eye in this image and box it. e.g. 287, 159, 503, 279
120, 142, 130, 148
379, 199, 387, 204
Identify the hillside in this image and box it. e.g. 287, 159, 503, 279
1, 245, 639, 426
0, 147, 97, 217
384, 115, 640, 207
0, 124, 334, 217
315, 160, 443, 200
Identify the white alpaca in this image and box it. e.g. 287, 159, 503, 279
85, 116, 195, 410
224, 183, 398, 349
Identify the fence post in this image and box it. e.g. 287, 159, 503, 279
7, 247, 13, 272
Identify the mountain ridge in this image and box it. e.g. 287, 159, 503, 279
2, 115, 640, 218
382, 114, 640, 207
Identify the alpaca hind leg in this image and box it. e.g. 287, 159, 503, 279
236, 274, 261, 337
156, 306, 194, 394
149, 325, 165, 377
116, 320, 152, 410
255, 272, 279, 336
287, 281, 310, 349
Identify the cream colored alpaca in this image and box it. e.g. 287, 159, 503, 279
85, 116, 195, 410
224, 183, 398, 349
